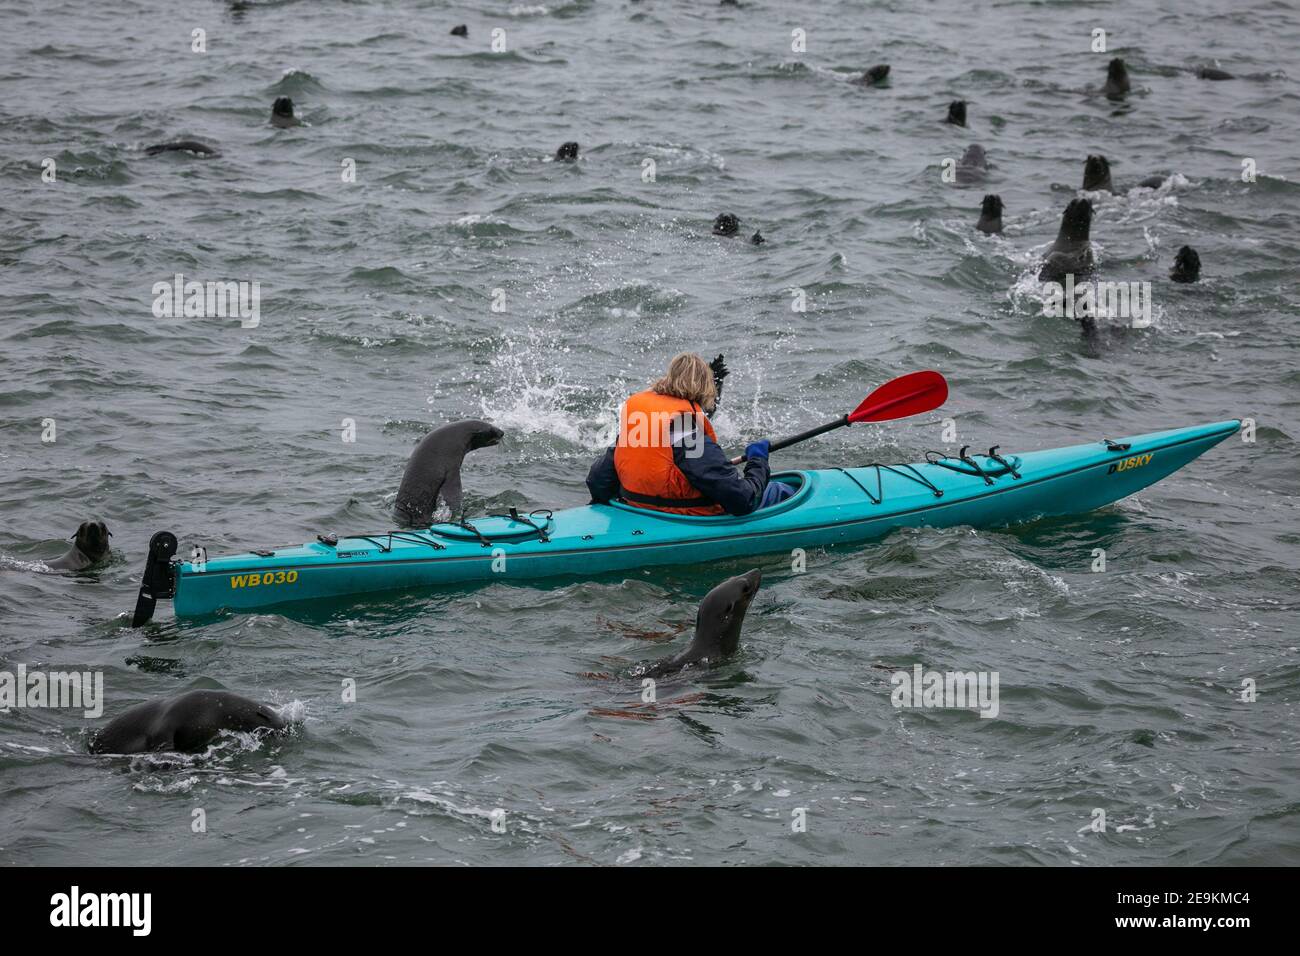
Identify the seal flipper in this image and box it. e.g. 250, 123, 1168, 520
440, 470, 464, 522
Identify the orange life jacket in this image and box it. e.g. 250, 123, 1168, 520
614, 390, 724, 516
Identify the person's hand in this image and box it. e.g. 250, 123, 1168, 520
744, 439, 770, 461
709, 354, 729, 403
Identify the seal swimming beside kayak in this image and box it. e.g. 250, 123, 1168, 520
47, 520, 112, 570
88, 689, 285, 755
394, 420, 504, 527
639, 570, 762, 678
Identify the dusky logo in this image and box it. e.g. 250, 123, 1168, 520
49, 886, 151, 936
1107, 452, 1153, 475
151, 273, 260, 328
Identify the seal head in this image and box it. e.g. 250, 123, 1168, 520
47, 520, 112, 571
1103, 58, 1130, 99
1038, 198, 1095, 283
1170, 245, 1201, 283
859, 64, 891, 86
976, 194, 1003, 235
712, 213, 740, 237
956, 144, 988, 184
641, 570, 762, 678
271, 96, 300, 128
946, 100, 967, 127
1082, 154, 1113, 192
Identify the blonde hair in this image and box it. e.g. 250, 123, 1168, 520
652, 352, 717, 412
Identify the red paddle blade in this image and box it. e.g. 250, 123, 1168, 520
847, 370, 948, 424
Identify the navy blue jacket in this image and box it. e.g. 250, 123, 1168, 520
585, 436, 770, 516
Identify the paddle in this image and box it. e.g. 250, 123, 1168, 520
727, 370, 949, 464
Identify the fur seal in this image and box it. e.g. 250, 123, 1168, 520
640, 570, 762, 678
1038, 198, 1095, 284
1170, 245, 1201, 282
1082, 154, 1166, 192
270, 96, 300, 128
145, 140, 220, 158
554, 141, 579, 162
955, 144, 988, 184
47, 520, 112, 571
450, 24, 468, 37
394, 420, 503, 527
709, 214, 764, 244
1196, 66, 1233, 80
976, 194, 1003, 235
1082, 154, 1113, 192
859, 64, 890, 86
946, 100, 967, 127
1102, 57, 1130, 99
88, 689, 285, 755
712, 213, 740, 236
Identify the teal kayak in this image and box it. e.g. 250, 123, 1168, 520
137, 420, 1238, 621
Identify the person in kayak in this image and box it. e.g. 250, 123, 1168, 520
585, 352, 794, 515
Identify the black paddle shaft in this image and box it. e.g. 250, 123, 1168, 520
767, 414, 850, 454
730, 414, 850, 464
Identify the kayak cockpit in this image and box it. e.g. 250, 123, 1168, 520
605, 471, 812, 523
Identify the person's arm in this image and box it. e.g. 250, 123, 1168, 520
674, 437, 769, 516
585, 447, 620, 504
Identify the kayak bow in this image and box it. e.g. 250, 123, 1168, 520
133, 420, 1239, 623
